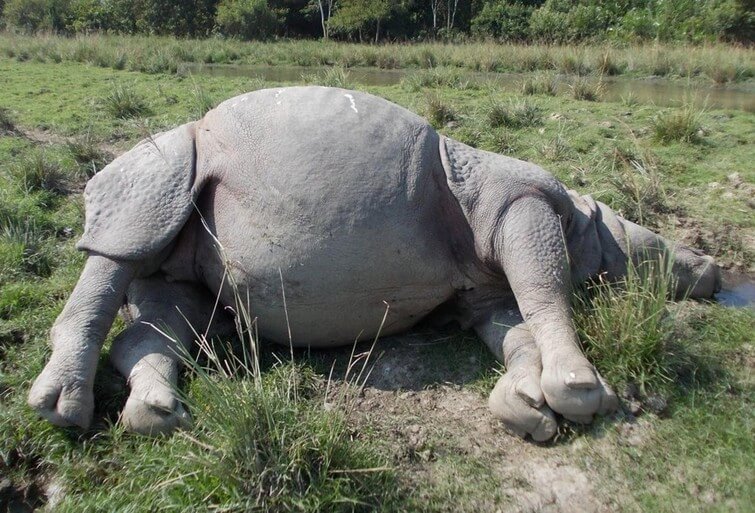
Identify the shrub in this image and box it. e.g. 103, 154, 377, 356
215, 0, 279, 40
101, 82, 152, 119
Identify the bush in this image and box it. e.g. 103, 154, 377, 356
215, 0, 279, 40
3, 0, 54, 32
66, 0, 138, 33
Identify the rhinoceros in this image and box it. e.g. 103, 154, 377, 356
28, 87, 720, 440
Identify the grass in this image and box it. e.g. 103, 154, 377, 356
0, 32, 752, 84
652, 103, 705, 144
101, 82, 153, 120
402, 67, 473, 92
5, 151, 69, 195
521, 72, 558, 96
606, 145, 671, 228
487, 100, 542, 129
301, 65, 353, 88
569, 76, 604, 101
575, 255, 679, 394
191, 81, 217, 118
0, 106, 16, 133
425, 95, 456, 128
0, 51, 752, 511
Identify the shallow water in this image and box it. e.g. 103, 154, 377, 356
717, 272, 755, 308
180, 63, 755, 112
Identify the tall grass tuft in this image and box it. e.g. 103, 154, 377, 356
521, 72, 558, 96
301, 66, 353, 88
652, 104, 704, 144
0, 107, 17, 133
425, 95, 457, 128
569, 77, 603, 101
67, 134, 110, 179
191, 82, 217, 118
0, 218, 55, 278
102, 83, 153, 119
6, 152, 69, 195
402, 67, 473, 91
608, 145, 670, 228
487, 100, 542, 129
574, 255, 678, 394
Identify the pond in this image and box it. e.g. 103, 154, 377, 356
179, 63, 755, 113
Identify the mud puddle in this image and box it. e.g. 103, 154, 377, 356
717, 272, 755, 308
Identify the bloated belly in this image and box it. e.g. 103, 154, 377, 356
194, 186, 460, 347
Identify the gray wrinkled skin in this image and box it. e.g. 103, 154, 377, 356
28, 87, 721, 439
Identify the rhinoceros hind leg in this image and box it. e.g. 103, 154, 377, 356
110, 276, 231, 436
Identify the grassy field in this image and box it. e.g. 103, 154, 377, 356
0, 45, 753, 512
1, 33, 754, 84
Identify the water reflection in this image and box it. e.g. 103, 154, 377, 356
180, 63, 755, 112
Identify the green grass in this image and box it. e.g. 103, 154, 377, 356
102, 82, 153, 120
0, 51, 752, 511
575, 256, 679, 395
301, 65, 353, 88
520, 72, 558, 96
487, 100, 542, 129
1, 33, 753, 84
0, 106, 16, 132
652, 104, 705, 144
425, 95, 457, 129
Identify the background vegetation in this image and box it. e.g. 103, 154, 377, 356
0, 0, 753, 44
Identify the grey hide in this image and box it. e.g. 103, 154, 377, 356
29, 86, 721, 439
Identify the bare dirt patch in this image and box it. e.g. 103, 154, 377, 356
317, 332, 650, 513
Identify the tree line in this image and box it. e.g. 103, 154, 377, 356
1, 0, 752, 44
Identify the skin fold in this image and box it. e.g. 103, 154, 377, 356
28, 87, 721, 439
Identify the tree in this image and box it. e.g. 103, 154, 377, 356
215, 0, 280, 39
314, 0, 335, 38
329, 0, 393, 42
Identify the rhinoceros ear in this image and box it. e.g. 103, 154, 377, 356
76, 123, 197, 261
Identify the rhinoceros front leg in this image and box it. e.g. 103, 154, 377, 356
110, 275, 232, 436
496, 197, 617, 422
29, 255, 137, 428
475, 309, 557, 441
